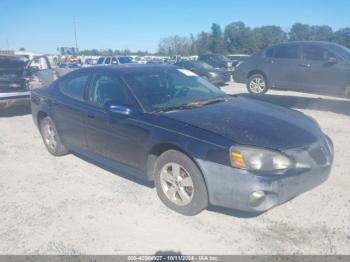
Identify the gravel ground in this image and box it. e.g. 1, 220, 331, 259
0, 82, 349, 255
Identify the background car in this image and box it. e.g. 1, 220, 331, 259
198, 53, 234, 73
56, 62, 81, 77
97, 56, 134, 65
175, 60, 230, 86
234, 41, 350, 97
226, 54, 250, 67
0, 55, 56, 109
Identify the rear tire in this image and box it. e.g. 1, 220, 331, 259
40, 116, 68, 156
154, 150, 208, 216
247, 74, 268, 94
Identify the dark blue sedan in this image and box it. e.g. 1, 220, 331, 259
31, 64, 333, 215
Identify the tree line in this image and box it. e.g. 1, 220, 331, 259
80, 22, 350, 56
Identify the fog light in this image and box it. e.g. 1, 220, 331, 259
249, 190, 266, 207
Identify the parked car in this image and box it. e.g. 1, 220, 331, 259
175, 60, 230, 86
97, 56, 133, 65
0, 55, 56, 109
234, 41, 350, 97
56, 62, 81, 77
226, 54, 250, 68
31, 64, 333, 215
198, 53, 234, 73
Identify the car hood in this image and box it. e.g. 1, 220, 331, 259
162, 96, 324, 150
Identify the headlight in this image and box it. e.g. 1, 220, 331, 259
230, 145, 293, 174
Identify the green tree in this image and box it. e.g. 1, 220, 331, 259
209, 23, 225, 53
253, 26, 287, 49
334, 28, 350, 48
289, 23, 310, 41
224, 22, 256, 54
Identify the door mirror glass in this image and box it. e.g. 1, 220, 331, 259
328, 57, 337, 64
104, 101, 131, 115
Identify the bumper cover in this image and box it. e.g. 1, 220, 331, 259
0, 91, 30, 108
198, 159, 331, 212
197, 137, 333, 212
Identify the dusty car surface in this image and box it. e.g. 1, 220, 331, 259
31, 64, 333, 215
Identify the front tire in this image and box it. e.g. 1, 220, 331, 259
40, 116, 68, 156
247, 74, 268, 94
154, 150, 208, 216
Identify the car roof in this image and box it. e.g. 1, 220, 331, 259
267, 41, 340, 49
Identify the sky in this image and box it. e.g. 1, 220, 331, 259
0, 0, 349, 54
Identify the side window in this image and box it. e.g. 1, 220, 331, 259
60, 72, 89, 101
111, 57, 118, 64
97, 57, 104, 64
265, 48, 275, 58
104, 57, 111, 64
88, 73, 129, 107
303, 45, 332, 61
274, 45, 299, 59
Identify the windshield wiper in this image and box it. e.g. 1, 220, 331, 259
186, 97, 227, 107
153, 97, 228, 113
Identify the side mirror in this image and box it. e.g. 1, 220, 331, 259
328, 57, 337, 64
111, 60, 118, 64
105, 101, 131, 116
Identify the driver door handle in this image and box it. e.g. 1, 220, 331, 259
299, 63, 311, 68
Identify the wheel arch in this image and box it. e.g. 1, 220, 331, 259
145, 142, 207, 186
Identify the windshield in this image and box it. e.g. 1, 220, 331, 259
331, 44, 350, 61
0, 55, 28, 69
124, 68, 226, 112
118, 56, 133, 64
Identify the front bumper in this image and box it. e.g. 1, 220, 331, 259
0, 91, 30, 109
197, 138, 333, 212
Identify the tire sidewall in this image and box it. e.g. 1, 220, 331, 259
247, 74, 268, 94
154, 150, 208, 216
40, 116, 67, 156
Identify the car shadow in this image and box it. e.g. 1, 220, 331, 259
237, 93, 350, 116
207, 205, 264, 218
0, 104, 31, 117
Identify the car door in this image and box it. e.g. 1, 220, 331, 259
49, 70, 91, 151
299, 44, 349, 95
84, 71, 147, 171
264, 44, 302, 90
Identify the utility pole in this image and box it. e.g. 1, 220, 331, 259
73, 17, 78, 53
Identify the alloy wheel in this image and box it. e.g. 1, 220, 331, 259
249, 77, 266, 94
159, 162, 194, 206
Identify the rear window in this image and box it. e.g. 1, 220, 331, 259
60, 72, 89, 101
274, 45, 299, 59
0, 55, 28, 68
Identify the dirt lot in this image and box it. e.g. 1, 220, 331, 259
0, 82, 349, 255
